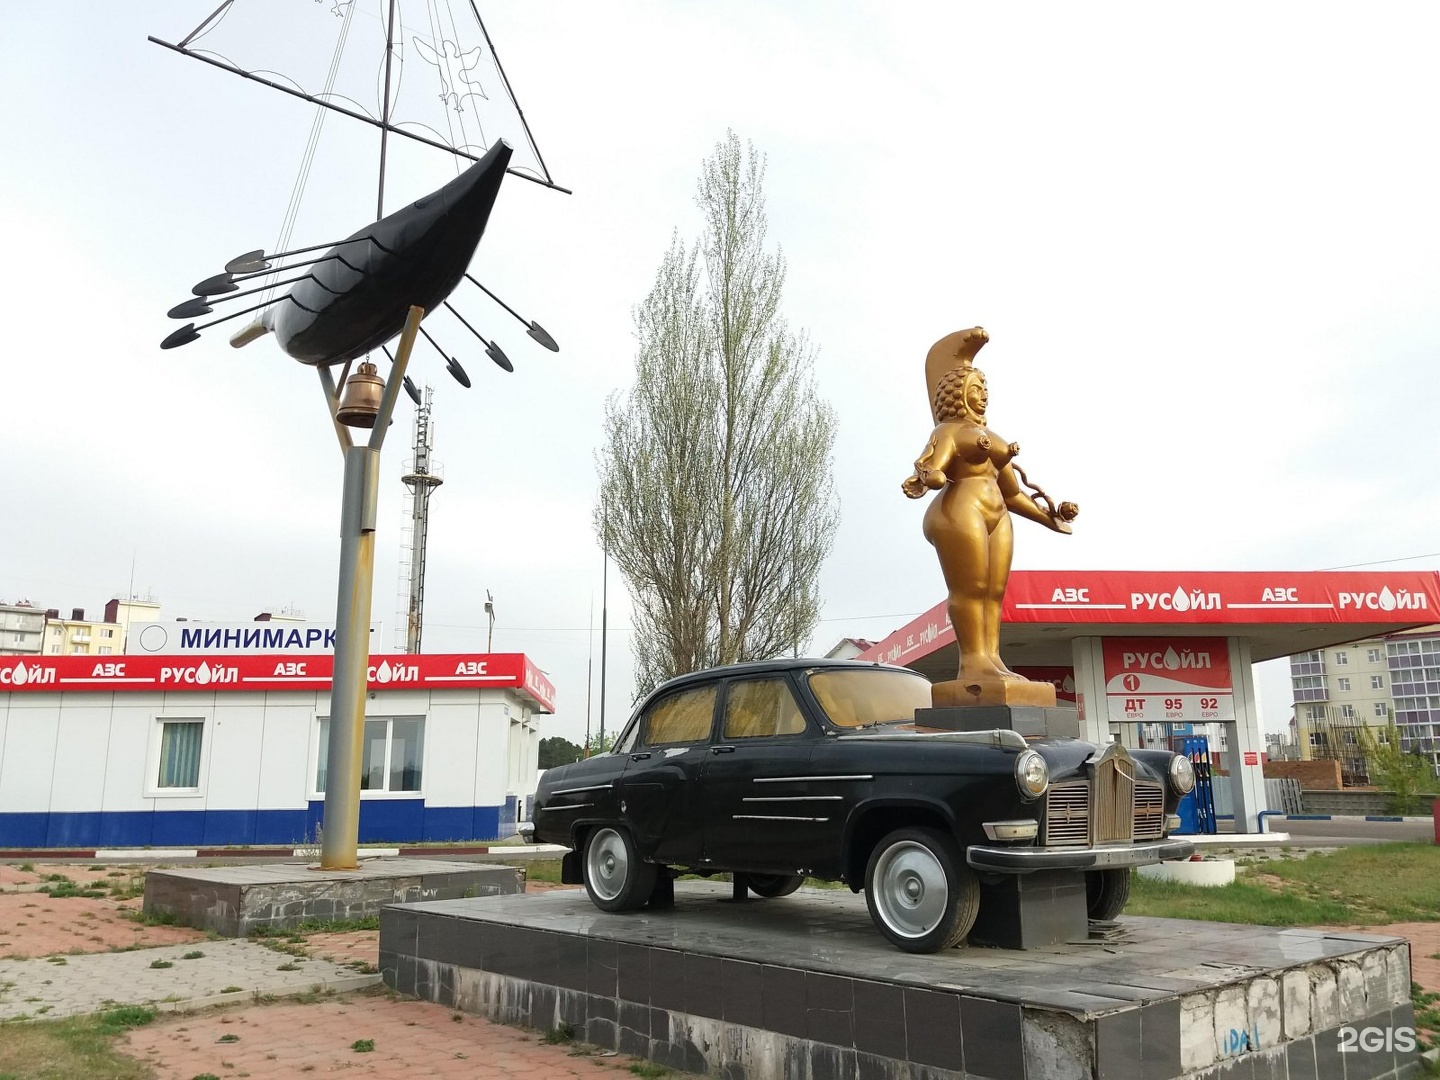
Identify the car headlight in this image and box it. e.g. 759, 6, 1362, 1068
1169, 754, 1196, 795
1015, 749, 1049, 801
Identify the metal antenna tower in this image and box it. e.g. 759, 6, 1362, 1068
396, 386, 444, 652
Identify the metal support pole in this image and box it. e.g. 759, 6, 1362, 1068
319, 306, 424, 870
319, 444, 380, 869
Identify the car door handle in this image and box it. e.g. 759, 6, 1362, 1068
710, 745, 736, 754
630, 752, 652, 761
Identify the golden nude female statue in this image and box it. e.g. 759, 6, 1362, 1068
903, 327, 1078, 707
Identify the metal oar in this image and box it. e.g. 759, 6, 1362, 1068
463, 273, 558, 351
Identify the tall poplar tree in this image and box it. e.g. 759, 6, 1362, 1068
596, 132, 839, 697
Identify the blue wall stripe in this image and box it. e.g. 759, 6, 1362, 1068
0, 803, 515, 848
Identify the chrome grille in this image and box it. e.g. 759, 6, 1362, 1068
1042, 781, 1090, 846
1093, 754, 1135, 843
1133, 780, 1165, 839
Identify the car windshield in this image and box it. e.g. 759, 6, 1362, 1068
807, 668, 933, 729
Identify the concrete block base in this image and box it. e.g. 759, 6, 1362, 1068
381, 882, 1419, 1080
144, 858, 522, 936
970, 868, 1090, 948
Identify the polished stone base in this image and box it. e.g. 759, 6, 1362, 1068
916, 704, 1081, 740
144, 858, 522, 936
970, 869, 1089, 949
380, 882, 1419, 1080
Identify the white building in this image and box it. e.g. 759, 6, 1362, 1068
0, 651, 553, 848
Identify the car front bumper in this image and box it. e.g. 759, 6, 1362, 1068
966, 837, 1197, 873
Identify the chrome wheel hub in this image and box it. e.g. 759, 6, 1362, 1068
587, 828, 628, 901
873, 840, 948, 938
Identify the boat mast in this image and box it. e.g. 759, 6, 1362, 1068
377, 0, 399, 218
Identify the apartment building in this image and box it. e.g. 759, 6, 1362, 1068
0, 602, 46, 656
1290, 625, 1440, 778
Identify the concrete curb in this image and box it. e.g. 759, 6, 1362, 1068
147, 972, 384, 1015
1279, 814, 1434, 823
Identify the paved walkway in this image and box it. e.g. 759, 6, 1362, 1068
0, 939, 377, 1021
1, 859, 1437, 1078
122, 993, 650, 1080
0, 863, 689, 1079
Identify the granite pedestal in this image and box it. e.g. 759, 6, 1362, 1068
380, 882, 1419, 1080
144, 858, 522, 936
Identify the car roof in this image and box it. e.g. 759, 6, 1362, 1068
644, 657, 918, 699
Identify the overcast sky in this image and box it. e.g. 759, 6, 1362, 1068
3, 2, 1438, 744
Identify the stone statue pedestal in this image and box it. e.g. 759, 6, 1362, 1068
931, 674, 1057, 709
916, 704, 1080, 740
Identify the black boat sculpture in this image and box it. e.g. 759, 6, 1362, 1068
161, 139, 557, 378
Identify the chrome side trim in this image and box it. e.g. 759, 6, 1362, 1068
547, 803, 593, 810
753, 775, 873, 783
550, 783, 612, 796
741, 795, 844, 803
732, 815, 831, 822
836, 729, 1027, 749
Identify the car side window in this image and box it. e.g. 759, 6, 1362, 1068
641, 685, 717, 748
723, 677, 808, 739
613, 719, 641, 754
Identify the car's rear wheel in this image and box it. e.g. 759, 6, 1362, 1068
583, 826, 657, 913
1085, 868, 1131, 921
747, 873, 804, 898
864, 827, 978, 953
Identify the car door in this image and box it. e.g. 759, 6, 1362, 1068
699, 674, 821, 873
616, 682, 716, 865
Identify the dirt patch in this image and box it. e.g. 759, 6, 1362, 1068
0, 893, 205, 959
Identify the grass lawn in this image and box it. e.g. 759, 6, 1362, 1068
1128, 843, 1440, 926
0, 1007, 155, 1080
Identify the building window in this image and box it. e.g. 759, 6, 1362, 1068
1375, 702, 1389, 717
47, 645, 60, 654
100, 628, 114, 639
1371, 675, 1384, 690
98, 646, 112, 655
1308, 732, 1327, 748
1340, 704, 1356, 719
1342, 730, 1358, 746
1334, 651, 1348, 666
1336, 677, 1350, 692
156, 720, 204, 789
1367, 648, 1383, 663
315, 716, 425, 794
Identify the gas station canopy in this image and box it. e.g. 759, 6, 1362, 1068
857, 570, 1440, 683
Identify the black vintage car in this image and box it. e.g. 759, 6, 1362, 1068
532, 659, 1196, 953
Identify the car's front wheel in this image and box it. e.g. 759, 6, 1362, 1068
747, 873, 804, 898
1085, 868, 1131, 921
864, 827, 978, 953
583, 826, 657, 913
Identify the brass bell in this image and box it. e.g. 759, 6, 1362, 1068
336, 361, 385, 427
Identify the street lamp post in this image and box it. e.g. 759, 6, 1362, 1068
316, 305, 424, 870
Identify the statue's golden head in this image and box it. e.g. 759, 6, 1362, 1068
925, 327, 989, 423
934, 365, 987, 423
